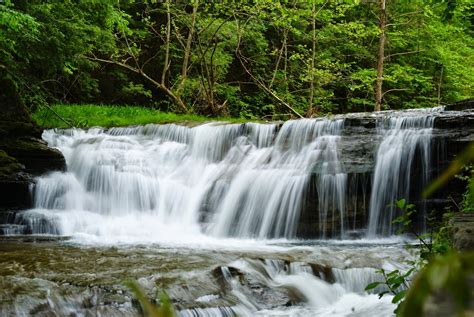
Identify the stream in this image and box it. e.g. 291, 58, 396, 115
1, 109, 448, 316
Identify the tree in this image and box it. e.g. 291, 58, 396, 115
374, 0, 386, 112
1, 0, 472, 117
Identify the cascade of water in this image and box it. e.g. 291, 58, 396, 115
209, 119, 345, 238
217, 258, 397, 316
13, 107, 446, 240
367, 112, 436, 237
29, 119, 346, 240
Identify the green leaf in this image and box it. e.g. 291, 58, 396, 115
365, 282, 381, 291
396, 199, 406, 209
392, 290, 407, 304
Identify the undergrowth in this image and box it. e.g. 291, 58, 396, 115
32, 104, 260, 128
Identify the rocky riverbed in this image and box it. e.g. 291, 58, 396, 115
0, 237, 413, 316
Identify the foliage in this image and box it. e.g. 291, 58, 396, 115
367, 197, 455, 314
365, 267, 414, 315
1, 1, 473, 118
398, 251, 474, 317
457, 164, 474, 213
391, 198, 452, 260
423, 143, 474, 200
125, 280, 176, 317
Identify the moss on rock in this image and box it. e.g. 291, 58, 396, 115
0, 150, 24, 178
0, 75, 65, 209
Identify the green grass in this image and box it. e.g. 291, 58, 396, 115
32, 104, 255, 128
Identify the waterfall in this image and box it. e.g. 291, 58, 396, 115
29, 119, 347, 240
9, 108, 448, 241
209, 119, 345, 238
367, 111, 436, 237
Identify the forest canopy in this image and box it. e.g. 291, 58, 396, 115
1, 0, 473, 119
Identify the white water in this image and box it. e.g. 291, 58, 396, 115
17, 111, 439, 241
29, 119, 347, 241
367, 110, 437, 236
215, 258, 398, 316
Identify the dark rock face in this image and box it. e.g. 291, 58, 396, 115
0, 77, 65, 210
444, 98, 474, 111
2, 138, 65, 174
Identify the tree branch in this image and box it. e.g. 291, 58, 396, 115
382, 88, 408, 97
384, 50, 424, 60
234, 21, 303, 119
87, 55, 188, 113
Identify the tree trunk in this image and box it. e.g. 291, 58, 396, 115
283, 28, 288, 82
270, 29, 287, 89
162, 0, 171, 86
437, 64, 443, 106
375, 0, 386, 112
307, 1, 317, 116
178, 0, 198, 93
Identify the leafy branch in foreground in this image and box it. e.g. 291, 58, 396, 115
398, 251, 474, 317
365, 267, 414, 314
366, 198, 453, 314
124, 280, 176, 317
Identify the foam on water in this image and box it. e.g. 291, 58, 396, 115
218, 257, 399, 316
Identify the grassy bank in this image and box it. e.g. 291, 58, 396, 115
32, 104, 253, 128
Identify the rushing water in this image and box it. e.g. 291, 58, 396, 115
0, 239, 412, 316
24, 111, 437, 240
27, 119, 349, 240
367, 112, 436, 236
1, 109, 448, 316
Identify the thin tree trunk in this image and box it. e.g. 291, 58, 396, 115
162, 0, 171, 85
283, 28, 288, 82
178, 0, 198, 93
375, 0, 386, 112
196, 38, 215, 112
269, 29, 287, 89
308, 1, 317, 116
233, 17, 303, 118
437, 64, 443, 106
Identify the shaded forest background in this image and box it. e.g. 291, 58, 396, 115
1, 0, 473, 119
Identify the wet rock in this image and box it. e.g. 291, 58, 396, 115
449, 213, 474, 251
309, 263, 335, 283
298, 172, 371, 238
0, 172, 32, 209
433, 111, 474, 129
211, 263, 292, 309
2, 138, 65, 175
0, 150, 24, 177
211, 266, 244, 290
444, 99, 474, 111
0, 77, 65, 210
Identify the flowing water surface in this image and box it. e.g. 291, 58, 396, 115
0, 238, 413, 316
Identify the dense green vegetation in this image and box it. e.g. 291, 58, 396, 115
32, 104, 252, 128
1, 0, 473, 120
